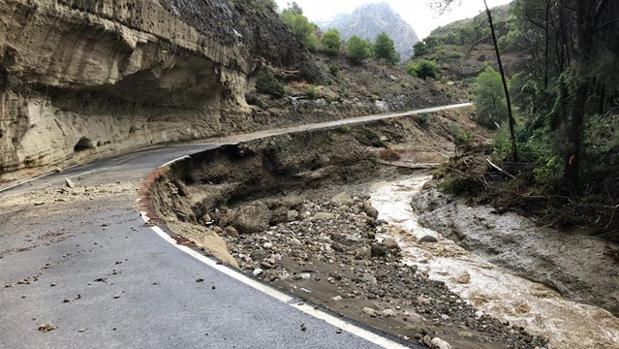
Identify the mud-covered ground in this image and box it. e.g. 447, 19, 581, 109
217, 188, 547, 349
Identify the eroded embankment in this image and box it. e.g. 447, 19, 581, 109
144, 114, 554, 349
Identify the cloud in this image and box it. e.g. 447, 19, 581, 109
275, 0, 513, 38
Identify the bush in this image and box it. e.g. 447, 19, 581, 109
280, 3, 318, 50
413, 41, 429, 57
321, 29, 342, 56
417, 113, 431, 128
473, 67, 507, 128
256, 71, 284, 97
347, 36, 372, 64
328, 64, 339, 77
406, 60, 440, 80
307, 85, 319, 100
374, 32, 399, 64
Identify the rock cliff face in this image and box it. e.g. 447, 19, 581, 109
318, 3, 419, 61
0, 0, 319, 179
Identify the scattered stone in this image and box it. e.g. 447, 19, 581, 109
381, 238, 399, 250
300, 323, 307, 332
362, 307, 376, 317
331, 296, 343, 302
418, 235, 438, 243
381, 309, 397, 317
300, 273, 312, 280
223, 226, 239, 238
311, 212, 335, 221
332, 192, 355, 207
196, 278, 205, 283
455, 271, 471, 284
38, 323, 57, 332
253, 268, 264, 277
431, 337, 452, 349
362, 201, 379, 219
65, 178, 75, 188
370, 244, 387, 258
78, 328, 87, 333
287, 210, 299, 221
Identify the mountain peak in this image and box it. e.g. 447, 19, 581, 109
319, 3, 419, 61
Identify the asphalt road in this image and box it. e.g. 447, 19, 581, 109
0, 104, 471, 349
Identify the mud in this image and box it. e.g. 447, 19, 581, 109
146, 114, 553, 348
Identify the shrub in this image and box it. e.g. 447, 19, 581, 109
374, 32, 398, 64
280, 3, 318, 50
417, 113, 431, 128
321, 29, 342, 56
413, 41, 429, 57
406, 60, 440, 80
347, 36, 372, 64
256, 71, 284, 97
307, 85, 319, 100
328, 64, 339, 77
473, 67, 507, 128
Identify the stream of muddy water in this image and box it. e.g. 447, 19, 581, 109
369, 175, 619, 349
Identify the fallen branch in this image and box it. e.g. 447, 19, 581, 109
486, 158, 516, 179
378, 160, 439, 170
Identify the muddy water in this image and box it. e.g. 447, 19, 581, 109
369, 175, 619, 349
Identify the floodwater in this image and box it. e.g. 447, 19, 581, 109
370, 175, 619, 349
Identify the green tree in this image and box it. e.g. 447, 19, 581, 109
346, 36, 372, 64
374, 32, 398, 64
280, 3, 319, 50
320, 29, 342, 56
473, 67, 508, 128
413, 41, 429, 57
406, 59, 440, 80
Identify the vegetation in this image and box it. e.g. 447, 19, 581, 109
320, 29, 342, 56
406, 59, 440, 80
256, 70, 285, 97
373, 32, 399, 64
413, 41, 429, 57
328, 64, 339, 77
473, 67, 507, 128
346, 36, 372, 64
280, 2, 319, 50
431, 0, 619, 236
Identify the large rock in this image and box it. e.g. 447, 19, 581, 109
232, 201, 272, 234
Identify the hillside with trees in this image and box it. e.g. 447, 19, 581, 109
417, 0, 619, 240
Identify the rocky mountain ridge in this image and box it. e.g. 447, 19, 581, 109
318, 3, 419, 61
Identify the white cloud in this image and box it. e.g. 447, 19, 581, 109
275, 0, 513, 38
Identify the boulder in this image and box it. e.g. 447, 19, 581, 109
370, 244, 387, 258
332, 192, 355, 207
363, 201, 379, 219
232, 201, 272, 234
381, 238, 399, 250
431, 337, 452, 349
419, 235, 438, 243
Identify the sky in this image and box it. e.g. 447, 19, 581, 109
275, 0, 513, 38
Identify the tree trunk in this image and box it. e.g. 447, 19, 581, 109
563, 0, 596, 188
484, 0, 518, 161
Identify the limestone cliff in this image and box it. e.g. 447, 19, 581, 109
0, 0, 320, 179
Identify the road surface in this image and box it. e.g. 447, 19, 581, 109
0, 103, 471, 349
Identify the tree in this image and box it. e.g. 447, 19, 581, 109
473, 67, 507, 128
321, 29, 342, 56
413, 41, 429, 57
346, 36, 372, 64
431, 0, 518, 161
280, 3, 318, 50
406, 60, 440, 80
374, 32, 398, 64
483, 0, 518, 161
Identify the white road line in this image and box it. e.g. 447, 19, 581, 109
140, 213, 411, 349
159, 155, 191, 169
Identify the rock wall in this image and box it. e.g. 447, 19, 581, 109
0, 0, 318, 179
